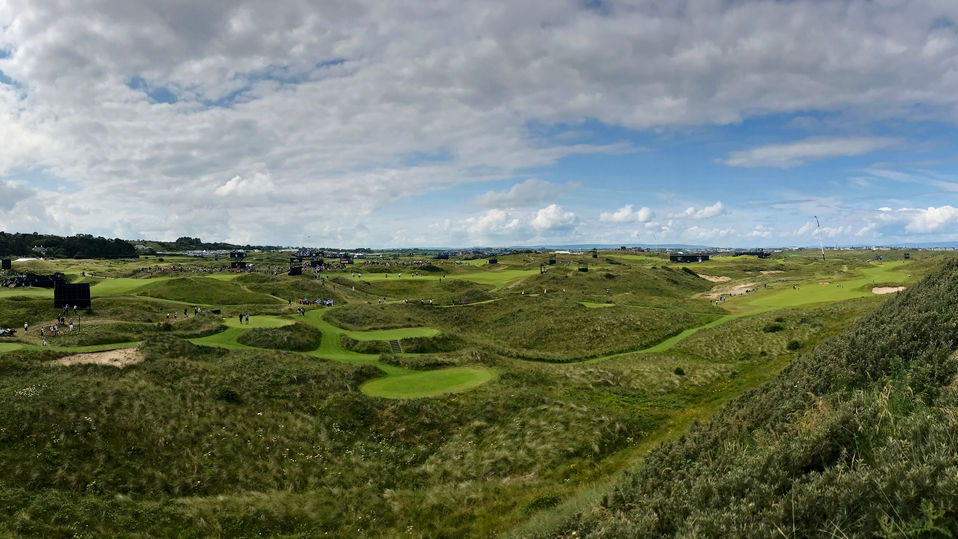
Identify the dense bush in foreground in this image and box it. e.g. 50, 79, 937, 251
554, 259, 958, 537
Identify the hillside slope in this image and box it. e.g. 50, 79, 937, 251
554, 259, 958, 537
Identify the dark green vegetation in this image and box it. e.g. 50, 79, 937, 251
0, 231, 136, 259
553, 259, 958, 537
0, 248, 952, 536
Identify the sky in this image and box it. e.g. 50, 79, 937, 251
2, 1, 958, 248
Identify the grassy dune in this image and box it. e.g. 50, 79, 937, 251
550, 258, 958, 537
0, 249, 952, 536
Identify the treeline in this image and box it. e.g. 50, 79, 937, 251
147, 236, 280, 252
556, 259, 958, 537
0, 232, 136, 259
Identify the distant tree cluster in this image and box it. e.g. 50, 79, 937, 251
0, 232, 137, 259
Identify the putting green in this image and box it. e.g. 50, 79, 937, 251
0, 342, 24, 352
0, 287, 52, 298
299, 309, 495, 397
360, 367, 497, 399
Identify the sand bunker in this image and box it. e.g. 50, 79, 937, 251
697, 274, 731, 283
706, 282, 757, 299
51, 347, 142, 368
760, 270, 783, 275
872, 286, 906, 295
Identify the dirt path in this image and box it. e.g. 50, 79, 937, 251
872, 286, 906, 295
697, 274, 730, 283
51, 347, 142, 368
705, 282, 757, 299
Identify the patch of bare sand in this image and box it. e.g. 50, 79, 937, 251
873, 286, 906, 295
706, 282, 757, 299
51, 347, 142, 368
760, 270, 783, 275
697, 274, 731, 283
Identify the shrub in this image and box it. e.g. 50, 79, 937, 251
674, 367, 685, 376
762, 323, 785, 333
786, 340, 801, 351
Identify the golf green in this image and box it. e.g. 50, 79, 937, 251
360, 366, 497, 399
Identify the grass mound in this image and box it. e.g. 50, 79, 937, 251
399, 333, 465, 353
235, 322, 323, 352
134, 277, 277, 305
340, 335, 388, 354
554, 259, 958, 537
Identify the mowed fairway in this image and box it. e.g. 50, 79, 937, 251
733, 261, 910, 311
361, 366, 497, 398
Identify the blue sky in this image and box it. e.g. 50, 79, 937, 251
1, 1, 958, 247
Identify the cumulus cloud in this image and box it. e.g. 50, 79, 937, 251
672, 201, 726, 220
472, 179, 578, 209
600, 204, 654, 223
724, 137, 898, 168
748, 225, 772, 239
215, 173, 276, 197
685, 225, 735, 241
1, 1, 958, 244
903, 206, 958, 233
531, 204, 577, 232
795, 220, 850, 239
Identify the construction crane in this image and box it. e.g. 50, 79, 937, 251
814, 216, 826, 262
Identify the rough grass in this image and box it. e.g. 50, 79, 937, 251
235, 322, 323, 352
551, 258, 958, 537
134, 277, 278, 305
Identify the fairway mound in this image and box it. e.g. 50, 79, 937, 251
873, 286, 906, 294
697, 274, 730, 283
51, 347, 141, 368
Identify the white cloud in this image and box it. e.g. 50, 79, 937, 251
904, 206, 958, 233
685, 225, 735, 241
215, 173, 275, 197
600, 204, 654, 223
469, 209, 522, 236
472, 179, 578, 209
0, 1, 957, 244
748, 225, 772, 239
724, 137, 897, 168
531, 204, 577, 232
673, 201, 726, 220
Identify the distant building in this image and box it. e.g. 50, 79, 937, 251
733, 250, 770, 259
669, 254, 710, 263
